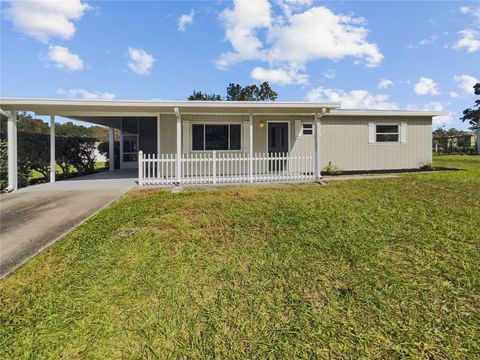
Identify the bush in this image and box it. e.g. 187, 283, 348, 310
323, 162, 343, 175
0, 131, 99, 189
98, 141, 120, 169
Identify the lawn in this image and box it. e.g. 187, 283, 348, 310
1, 155, 479, 359
30, 162, 107, 181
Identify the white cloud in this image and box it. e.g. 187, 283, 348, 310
407, 34, 439, 49
178, 10, 194, 32
217, 0, 272, 68
323, 69, 336, 79
407, 102, 451, 126
414, 77, 440, 96
449, 91, 459, 98
5, 0, 90, 42
57, 88, 115, 100
378, 79, 393, 89
45, 45, 84, 71
459, 6, 480, 20
251, 66, 308, 85
127, 47, 155, 75
217, 2, 383, 81
306, 87, 398, 109
454, 74, 479, 94
453, 30, 480, 53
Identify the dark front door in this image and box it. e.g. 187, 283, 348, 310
268, 122, 288, 170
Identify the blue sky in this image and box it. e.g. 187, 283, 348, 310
1, 0, 479, 129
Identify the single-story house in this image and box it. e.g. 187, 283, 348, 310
0, 98, 447, 189
470, 124, 480, 155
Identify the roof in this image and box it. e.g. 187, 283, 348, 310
0, 98, 447, 117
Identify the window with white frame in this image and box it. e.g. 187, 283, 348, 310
192, 124, 241, 151
302, 123, 313, 135
376, 124, 399, 142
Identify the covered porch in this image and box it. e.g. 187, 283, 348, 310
0, 99, 340, 190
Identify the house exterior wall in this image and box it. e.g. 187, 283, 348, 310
128, 114, 433, 171
321, 116, 432, 171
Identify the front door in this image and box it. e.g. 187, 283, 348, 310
268, 122, 289, 170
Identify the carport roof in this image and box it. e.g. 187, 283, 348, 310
0, 98, 340, 116
0, 98, 448, 117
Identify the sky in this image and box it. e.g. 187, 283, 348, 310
1, 0, 479, 130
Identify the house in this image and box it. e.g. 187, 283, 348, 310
470, 124, 480, 155
433, 132, 478, 153
0, 98, 447, 189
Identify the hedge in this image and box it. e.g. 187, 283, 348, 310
0, 132, 98, 190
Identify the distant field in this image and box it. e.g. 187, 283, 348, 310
1, 155, 479, 359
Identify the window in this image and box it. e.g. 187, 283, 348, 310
192, 124, 241, 151
376, 125, 399, 142
302, 123, 313, 135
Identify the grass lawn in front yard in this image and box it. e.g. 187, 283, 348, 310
1, 155, 479, 358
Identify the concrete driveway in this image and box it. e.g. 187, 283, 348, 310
0, 170, 137, 277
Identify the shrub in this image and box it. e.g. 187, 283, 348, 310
323, 162, 343, 175
98, 141, 120, 169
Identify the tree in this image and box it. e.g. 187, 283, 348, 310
226, 82, 278, 101
188, 82, 278, 101
460, 82, 479, 127
187, 91, 222, 101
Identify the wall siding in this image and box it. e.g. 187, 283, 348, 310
154, 114, 433, 171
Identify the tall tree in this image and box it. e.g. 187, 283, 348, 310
460, 82, 479, 127
187, 91, 222, 101
188, 82, 278, 101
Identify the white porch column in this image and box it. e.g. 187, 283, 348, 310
156, 114, 161, 155
50, 115, 56, 183
7, 110, 17, 190
174, 107, 181, 185
314, 111, 322, 181
249, 113, 253, 182
108, 127, 114, 171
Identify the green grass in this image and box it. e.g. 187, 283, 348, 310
1, 155, 479, 359
30, 162, 107, 181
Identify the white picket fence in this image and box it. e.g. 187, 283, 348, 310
138, 151, 315, 186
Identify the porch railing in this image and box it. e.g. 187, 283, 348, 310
138, 151, 315, 186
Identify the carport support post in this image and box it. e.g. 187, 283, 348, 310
50, 115, 56, 183
108, 127, 114, 171
174, 107, 182, 186
7, 110, 18, 190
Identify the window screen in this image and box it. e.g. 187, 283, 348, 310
376, 125, 399, 142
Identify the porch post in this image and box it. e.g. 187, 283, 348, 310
174, 107, 181, 185
50, 115, 56, 183
108, 127, 114, 171
314, 111, 322, 181
249, 113, 253, 182
156, 113, 161, 155
7, 110, 17, 190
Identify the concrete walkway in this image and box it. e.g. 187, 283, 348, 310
0, 170, 137, 277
